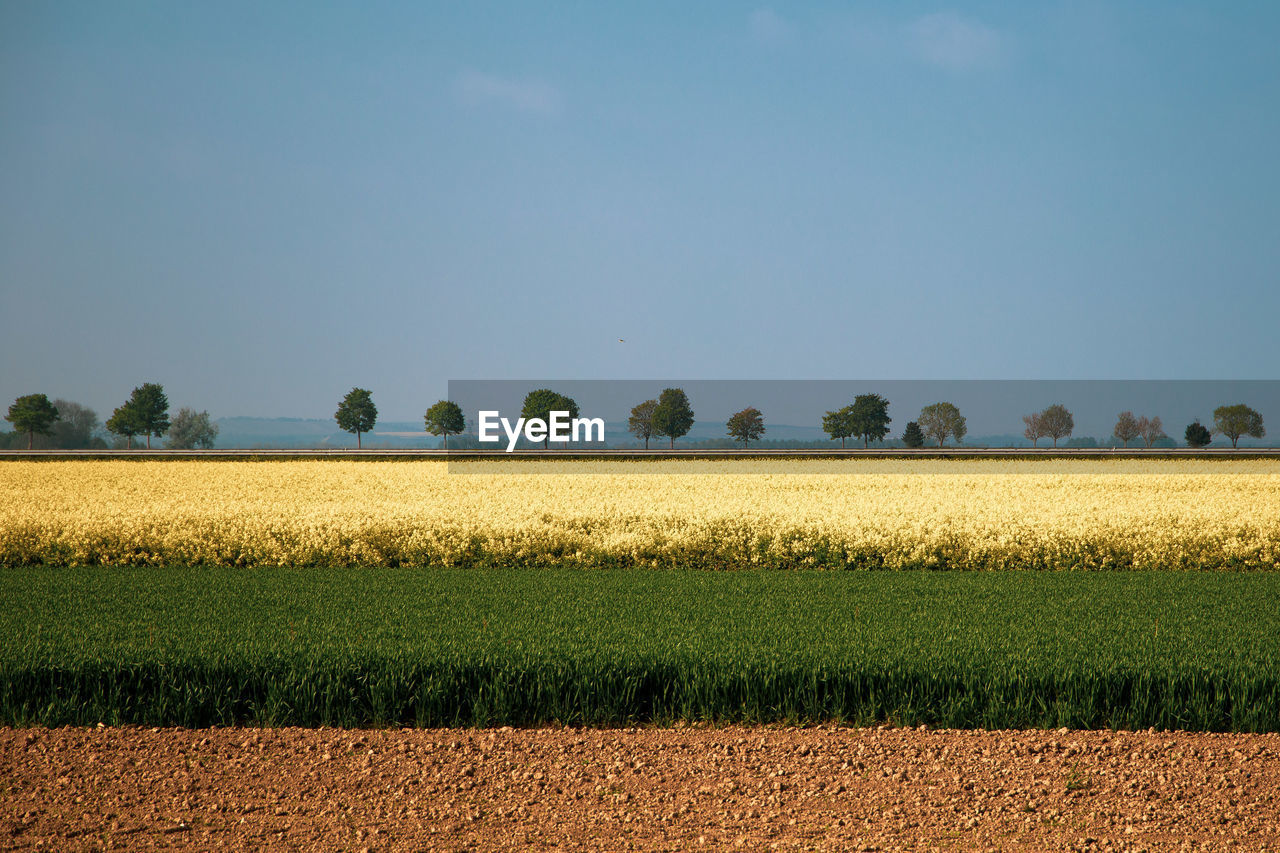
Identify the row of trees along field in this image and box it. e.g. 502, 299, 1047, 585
9, 385, 1264, 450
415, 384, 1263, 449
1020, 404, 1266, 449
334, 386, 596, 449
3, 385, 217, 450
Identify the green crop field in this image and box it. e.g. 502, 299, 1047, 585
2, 567, 1276, 731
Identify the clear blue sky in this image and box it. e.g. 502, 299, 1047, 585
2, 2, 1278, 421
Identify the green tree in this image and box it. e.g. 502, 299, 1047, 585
112, 383, 169, 449
918, 402, 966, 447
848, 393, 892, 448
628, 399, 658, 449
166, 408, 219, 449
424, 400, 466, 448
1185, 420, 1212, 449
902, 421, 925, 448
726, 406, 765, 447
105, 401, 142, 449
1213, 404, 1265, 449
821, 406, 855, 448
335, 387, 378, 449
5, 394, 60, 449
652, 388, 695, 449
1039, 403, 1074, 448
520, 389, 580, 449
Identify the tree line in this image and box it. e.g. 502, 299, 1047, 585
8, 385, 1269, 450
4, 385, 217, 450
1019, 403, 1265, 449
414, 386, 1265, 449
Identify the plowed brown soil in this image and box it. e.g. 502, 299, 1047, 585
3, 725, 1278, 852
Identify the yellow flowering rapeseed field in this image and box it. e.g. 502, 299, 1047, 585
1, 459, 1277, 569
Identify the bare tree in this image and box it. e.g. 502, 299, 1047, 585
1114, 411, 1140, 447
1022, 412, 1043, 447
50, 400, 101, 448
1039, 404, 1074, 448
1137, 415, 1166, 448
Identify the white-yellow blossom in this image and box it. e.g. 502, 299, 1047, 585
0, 459, 1277, 570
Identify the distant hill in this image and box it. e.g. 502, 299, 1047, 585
214, 418, 439, 449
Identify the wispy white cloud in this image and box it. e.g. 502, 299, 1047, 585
454, 70, 563, 116
748, 8, 793, 45
906, 12, 1005, 72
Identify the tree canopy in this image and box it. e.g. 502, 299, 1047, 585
49, 400, 102, 449
726, 407, 765, 447
628, 399, 658, 449
652, 388, 694, 448
1213, 404, 1265, 448
424, 400, 466, 448
111, 383, 170, 449
848, 393, 892, 448
1185, 420, 1212, 449
167, 408, 219, 449
821, 407, 855, 448
1022, 412, 1043, 447
918, 402, 966, 447
1038, 404, 1074, 448
520, 389, 579, 448
105, 402, 141, 449
1137, 415, 1166, 448
5, 394, 60, 450
335, 387, 378, 449
902, 421, 925, 448
1114, 411, 1140, 447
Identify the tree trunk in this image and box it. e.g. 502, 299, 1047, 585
357, 432, 362, 449
670, 437, 674, 449
443, 433, 448, 449
864, 436, 869, 448
27, 431, 33, 450
1053, 437, 1058, 448
645, 436, 649, 449
146, 433, 151, 449
841, 437, 845, 449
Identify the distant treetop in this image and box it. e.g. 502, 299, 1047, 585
335, 387, 378, 449
424, 400, 466, 448
5, 394, 60, 450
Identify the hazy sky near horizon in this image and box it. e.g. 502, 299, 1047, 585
3, 2, 1278, 421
